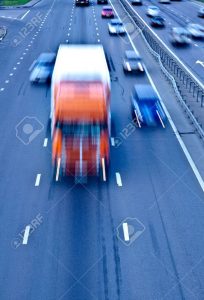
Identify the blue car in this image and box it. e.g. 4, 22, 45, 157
131, 84, 166, 126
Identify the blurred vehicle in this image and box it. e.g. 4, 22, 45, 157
123, 50, 144, 73
98, 0, 108, 4
146, 6, 160, 17
170, 27, 191, 45
131, 84, 166, 126
101, 6, 114, 18
151, 16, 165, 27
131, 0, 142, 6
51, 45, 111, 180
187, 23, 204, 39
75, 0, 89, 6
108, 19, 126, 35
159, 0, 170, 3
30, 53, 56, 83
198, 7, 204, 18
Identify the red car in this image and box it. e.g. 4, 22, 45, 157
101, 6, 114, 18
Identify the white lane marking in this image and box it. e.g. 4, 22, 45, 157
146, 68, 204, 192
5, 80, 9, 84
29, 60, 37, 71
115, 0, 204, 90
102, 157, 106, 181
123, 222, 129, 241
43, 138, 48, 147
13, 67, 17, 70
22, 225, 30, 244
111, 137, 115, 146
134, 110, 141, 128
17, 62, 20, 64
9, 73, 13, 76
110, 0, 204, 193
0, 88, 4, 91
56, 158, 61, 181
156, 110, 165, 128
116, 172, 122, 186
35, 174, 41, 186
20, 10, 30, 20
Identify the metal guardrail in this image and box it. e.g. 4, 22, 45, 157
119, 0, 204, 101
117, 0, 204, 137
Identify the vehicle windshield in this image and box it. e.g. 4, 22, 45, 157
140, 99, 157, 106
112, 20, 122, 25
60, 123, 102, 138
150, 6, 158, 10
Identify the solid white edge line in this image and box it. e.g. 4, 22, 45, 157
43, 138, 48, 147
116, 172, 122, 186
117, 0, 204, 90
110, 0, 204, 193
35, 174, 41, 186
145, 67, 204, 193
22, 225, 30, 244
102, 157, 106, 181
123, 222, 129, 241
56, 158, 61, 181
20, 10, 30, 20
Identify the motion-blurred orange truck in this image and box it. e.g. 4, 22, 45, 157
51, 45, 111, 181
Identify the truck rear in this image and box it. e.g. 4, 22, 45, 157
51, 45, 111, 181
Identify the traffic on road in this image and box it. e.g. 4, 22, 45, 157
0, 0, 204, 298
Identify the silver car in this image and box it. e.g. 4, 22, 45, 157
30, 53, 56, 83
187, 23, 204, 39
123, 50, 144, 73
146, 6, 160, 17
171, 27, 191, 45
108, 19, 126, 35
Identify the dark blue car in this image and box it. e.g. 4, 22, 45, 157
131, 84, 166, 126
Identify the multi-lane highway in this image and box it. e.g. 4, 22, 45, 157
119, 0, 204, 81
0, 0, 204, 299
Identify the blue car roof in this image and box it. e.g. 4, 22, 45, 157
133, 84, 158, 102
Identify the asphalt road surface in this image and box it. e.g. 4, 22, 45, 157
0, 0, 204, 299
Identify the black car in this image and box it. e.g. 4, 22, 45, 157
151, 16, 165, 27
198, 8, 204, 18
75, 0, 89, 6
131, 0, 142, 5
97, 0, 108, 4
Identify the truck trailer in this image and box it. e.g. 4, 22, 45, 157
51, 44, 111, 181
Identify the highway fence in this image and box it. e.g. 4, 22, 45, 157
117, 0, 204, 138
